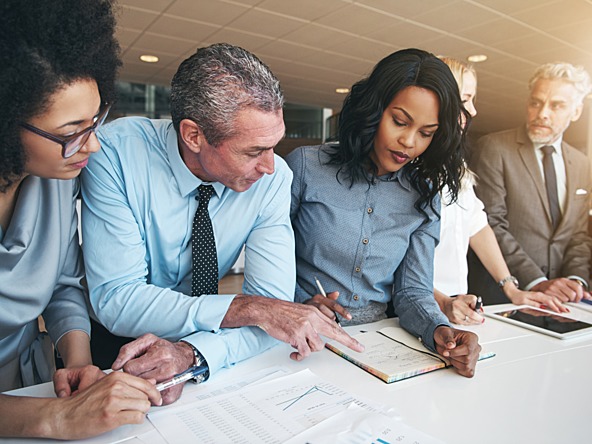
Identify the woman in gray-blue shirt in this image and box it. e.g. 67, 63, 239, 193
286, 48, 481, 378
0, 0, 160, 438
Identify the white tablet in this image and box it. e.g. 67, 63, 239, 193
486, 305, 592, 339
567, 299, 592, 314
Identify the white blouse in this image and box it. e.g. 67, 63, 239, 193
434, 178, 488, 296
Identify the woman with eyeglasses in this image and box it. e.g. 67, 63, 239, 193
0, 0, 161, 439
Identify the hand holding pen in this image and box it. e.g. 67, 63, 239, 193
312, 276, 352, 326
156, 365, 208, 392
443, 294, 484, 325
474, 296, 483, 312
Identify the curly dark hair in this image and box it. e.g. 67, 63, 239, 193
326, 48, 469, 217
0, 0, 121, 192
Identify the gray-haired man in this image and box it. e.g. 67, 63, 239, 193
469, 62, 592, 308
81, 43, 363, 404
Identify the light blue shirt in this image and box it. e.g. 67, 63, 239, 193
81, 117, 295, 375
286, 145, 449, 351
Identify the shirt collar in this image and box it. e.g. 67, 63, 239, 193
532, 135, 563, 155
395, 166, 412, 191
165, 126, 224, 198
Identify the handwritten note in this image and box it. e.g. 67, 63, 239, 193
326, 328, 447, 383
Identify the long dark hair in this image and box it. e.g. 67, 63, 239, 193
0, 0, 121, 192
327, 48, 469, 216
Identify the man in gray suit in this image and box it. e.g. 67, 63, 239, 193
468, 62, 592, 307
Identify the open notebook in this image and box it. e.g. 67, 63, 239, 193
326, 327, 495, 383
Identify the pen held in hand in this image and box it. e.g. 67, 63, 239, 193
474, 296, 483, 312
314, 276, 342, 327
155, 365, 208, 392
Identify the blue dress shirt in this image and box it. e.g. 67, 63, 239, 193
81, 117, 295, 374
286, 145, 450, 351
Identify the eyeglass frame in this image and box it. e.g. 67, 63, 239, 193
19, 103, 111, 158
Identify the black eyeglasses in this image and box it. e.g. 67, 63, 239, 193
20, 103, 111, 158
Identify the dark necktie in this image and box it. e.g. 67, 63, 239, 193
541, 145, 561, 230
191, 184, 218, 296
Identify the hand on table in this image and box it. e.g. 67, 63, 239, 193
304, 291, 352, 323
441, 294, 483, 325
47, 371, 161, 439
505, 285, 569, 313
112, 333, 195, 405
433, 326, 481, 378
531, 278, 591, 304
53, 364, 106, 398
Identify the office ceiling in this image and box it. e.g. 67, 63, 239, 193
116, 0, 592, 143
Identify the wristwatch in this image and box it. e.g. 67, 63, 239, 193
497, 275, 519, 289
180, 341, 210, 383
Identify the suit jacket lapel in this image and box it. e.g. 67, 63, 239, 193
516, 127, 553, 225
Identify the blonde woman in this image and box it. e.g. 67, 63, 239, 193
433, 57, 563, 325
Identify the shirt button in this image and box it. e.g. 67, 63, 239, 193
355, 267, 361, 272
362, 238, 369, 244
353, 294, 359, 301
367, 207, 373, 214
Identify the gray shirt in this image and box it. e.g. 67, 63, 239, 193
0, 176, 90, 390
286, 145, 450, 351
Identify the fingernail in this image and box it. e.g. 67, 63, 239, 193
57, 390, 67, 398
540, 305, 547, 309
481, 318, 485, 324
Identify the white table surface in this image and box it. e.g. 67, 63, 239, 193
3, 304, 591, 444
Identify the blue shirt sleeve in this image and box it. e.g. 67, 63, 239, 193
393, 196, 450, 351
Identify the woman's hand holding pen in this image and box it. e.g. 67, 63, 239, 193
441, 294, 484, 326
304, 291, 352, 324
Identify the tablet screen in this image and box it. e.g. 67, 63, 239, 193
496, 307, 592, 334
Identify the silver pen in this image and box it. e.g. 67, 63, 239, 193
155, 365, 208, 392
314, 276, 342, 326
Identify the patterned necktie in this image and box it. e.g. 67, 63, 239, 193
191, 184, 218, 296
541, 145, 561, 230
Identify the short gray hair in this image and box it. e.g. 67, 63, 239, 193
529, 62, 592, 105
170, 43, 284, 146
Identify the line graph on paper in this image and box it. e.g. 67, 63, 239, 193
276, 385, 335, 411
148, 369, 366, 444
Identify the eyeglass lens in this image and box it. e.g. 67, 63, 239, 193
63, 105, 110, 158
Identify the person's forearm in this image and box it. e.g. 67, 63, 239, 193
0, 394, 59, 438
56, 330, 92, 368
433, 288, 449, 312
221, 294, 268, 328
470, 226, 524, 299
469, 225, 514, 283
